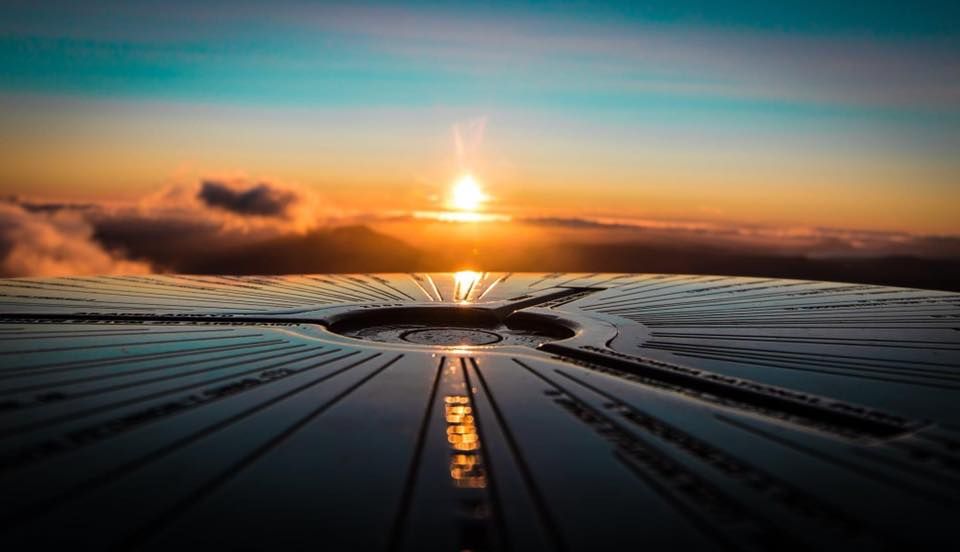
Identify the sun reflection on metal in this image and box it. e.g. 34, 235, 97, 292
445, 395, 486, 489
453, 271, 481, 302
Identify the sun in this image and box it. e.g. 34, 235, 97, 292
449, 174, 487, 211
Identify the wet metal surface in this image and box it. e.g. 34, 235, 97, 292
0, 273, 958, 549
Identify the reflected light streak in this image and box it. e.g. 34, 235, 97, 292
453, 270, 480, 302
445, 395, 486, 488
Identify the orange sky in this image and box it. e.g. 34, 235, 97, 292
1, 2, 958, 236
1, 98, 958, 235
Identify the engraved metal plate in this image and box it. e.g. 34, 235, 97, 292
0, 273, 957, 549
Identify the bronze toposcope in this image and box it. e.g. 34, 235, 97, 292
0, 273, 957, 550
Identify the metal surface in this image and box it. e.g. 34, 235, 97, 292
0, 273, 957, 550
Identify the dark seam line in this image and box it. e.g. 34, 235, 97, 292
716, 414, 955, 506
0, 346, 335, 439
464, 357, 509, 551
0, 350, 373, 531
0, 333, 263, 356
614, 450, 741, 552
518, 360, 756, 551
116, 352, 400, 551
473, 359, 567, 552
0, 340, 292, 397
1, 338, 292, 376
387, 355, 444, 552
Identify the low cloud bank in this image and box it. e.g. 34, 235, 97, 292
0, 202, 150, 277
520, 216, 960, 259
1, 183, 959, 290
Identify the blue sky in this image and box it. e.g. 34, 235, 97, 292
0, 1, 958, 233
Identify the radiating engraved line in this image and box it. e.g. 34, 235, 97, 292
171, 276, 363, 302
551, 273, 600, 288
358, 275, 414, 301
4, 346, 304, 401
642, 341, 960, 371
6, 279, 300, 309
613, 294, 960, 314
251, 275, 383, 304
329, 275, 402, 301
301, 276, 386, 302
586, 273, 635, 288
851, 444, 960, 489
527, 273, 563, 288
638, 321, 959, 330
118, 353, 400, 549
0, 328, 238, 341
476, 274, 507, 301
461, 358, 506, 551
0, 333, 262, 357
549, 367, 889, 536
247, 277, 368, 303
541, 345, 915, 438
516, 359, 783, 549
0, 346, 340, 439
0, 338, 289, 377
715, 414, 956, 505
172, 274, 357, 305
330, 275, 405, 302
408, 275, 439, 302
492, 287, 598, 317
602, 303, 960, 320
0, 340, 292, 398
0, 294, 227, 311
167, 275, 351, 304
588, 287, 954, 314
0, 352, 388, 533
220, 276, 361, 302
387, 356, 445, 551
222, 275, 366, 305
580, 279, 815, 309
3, 275, 310, 309
473, 359, 567, 552
612, 451, 745, 552
580, 276, 746, 309
369, 274, 418, 302
0, 350, 359, 474
655, 349, 960, 390
581, 275, 721, 302
425, 274, 443, 302
648, 332, 960, 350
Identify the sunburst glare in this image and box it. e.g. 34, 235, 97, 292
448, 174, 488, 212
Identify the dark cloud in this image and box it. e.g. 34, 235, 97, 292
197, 180, 298, 217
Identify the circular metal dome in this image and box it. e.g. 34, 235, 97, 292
0, 273, 957, 550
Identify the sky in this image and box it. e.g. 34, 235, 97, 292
0, 1, 959, 280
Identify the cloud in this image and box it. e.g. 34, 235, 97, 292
197, 180, 298, 217
132, 178, 327, 234
0, 177, 340, 277
518, 215, 960, 258
0, 202, 150, 277
1, 185, 959, 291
